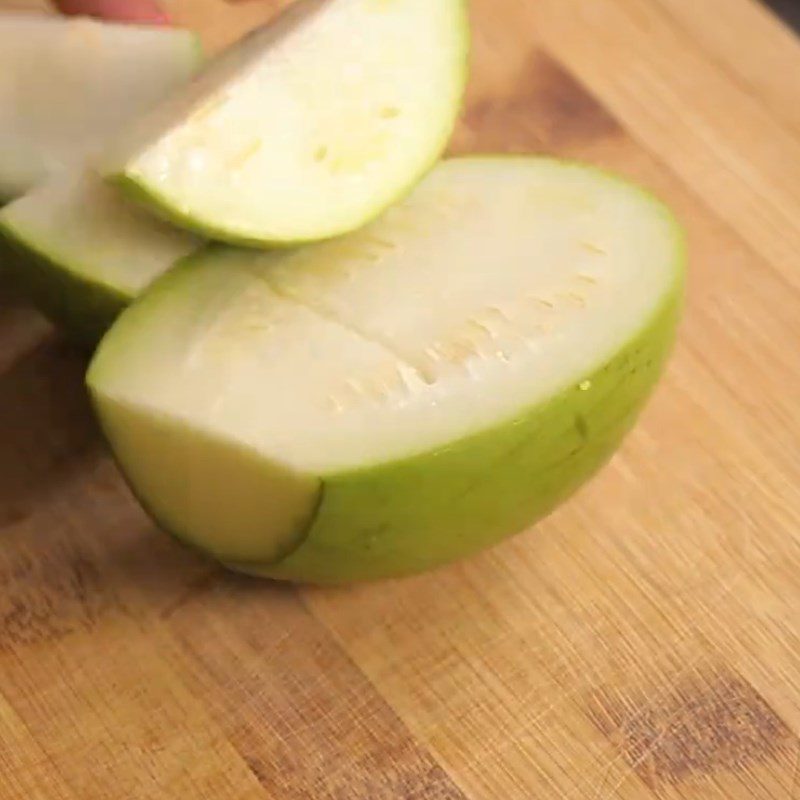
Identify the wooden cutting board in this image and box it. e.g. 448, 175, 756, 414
1, 0, 800, 797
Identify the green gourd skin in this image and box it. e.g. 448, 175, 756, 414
0, 225, 129, 347
233, 280, 683, 585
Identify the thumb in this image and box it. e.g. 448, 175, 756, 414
52, 0, 170, 24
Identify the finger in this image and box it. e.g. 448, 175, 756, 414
52, 0, 170, 24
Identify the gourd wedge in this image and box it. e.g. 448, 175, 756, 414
102, 0, 469, 246
88, 157, 685, 584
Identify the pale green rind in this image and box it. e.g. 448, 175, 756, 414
231, 270, 684, 584
0, 220, 130, 347
108, 1, 470, 248
108, 172, 306, 249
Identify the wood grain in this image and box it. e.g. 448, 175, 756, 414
0, 1, 799, 798
655, 0, 800, 136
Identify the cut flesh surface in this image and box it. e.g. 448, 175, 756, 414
0, 16, 200, 198
0, 169, 201, 343
89, 158, 685, 579
102, 0, 469, 245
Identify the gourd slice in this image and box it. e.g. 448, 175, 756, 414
88, 158, 685, 583
102, 0, 469, 246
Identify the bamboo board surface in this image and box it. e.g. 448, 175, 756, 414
1, 0, 799, 797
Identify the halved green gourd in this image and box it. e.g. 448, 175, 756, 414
102, 0, 469, 246
88, 157, 685, 584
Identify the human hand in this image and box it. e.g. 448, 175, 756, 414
52, 0, 170, 24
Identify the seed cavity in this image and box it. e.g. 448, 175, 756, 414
466, 319, 494, 339
281, 258, 605, 414
580, 241, 607, 255
327, 395, 346, 414
228, 139, 263, 170
488, 306, 512, 322
564, 291, 588, 308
